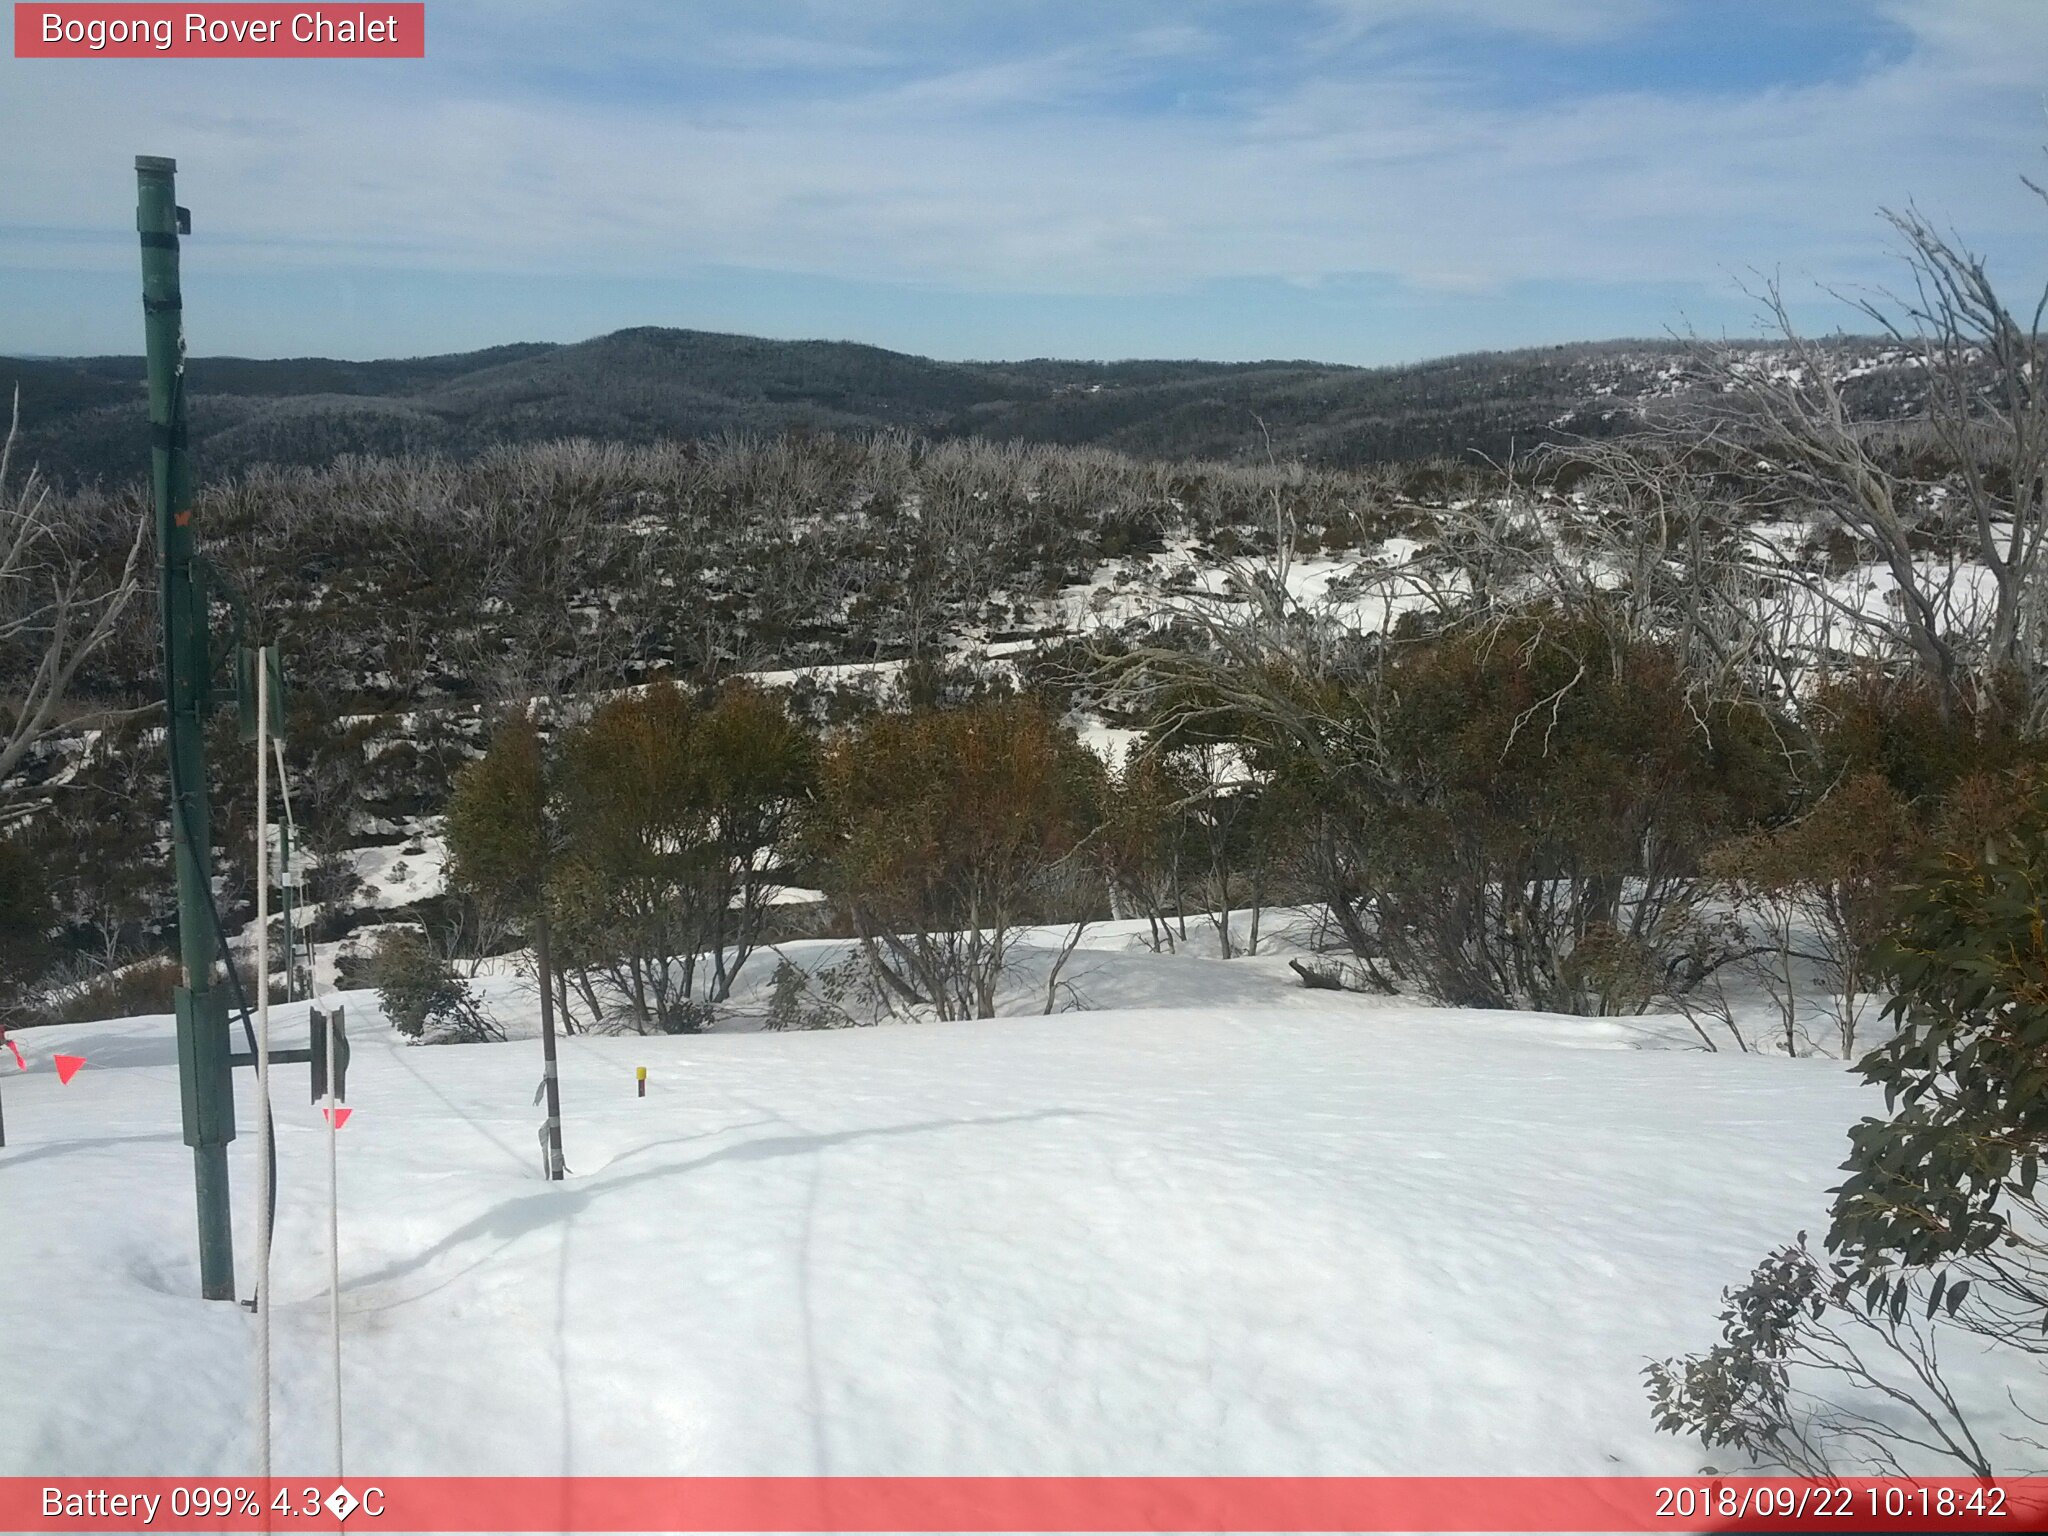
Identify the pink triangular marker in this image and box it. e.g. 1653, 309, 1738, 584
53, 1054, 85, 1085
322, 1106, 352, 1128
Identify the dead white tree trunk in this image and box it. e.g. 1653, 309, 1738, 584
1692, 183, 2048, 718
0, 390, 148, 798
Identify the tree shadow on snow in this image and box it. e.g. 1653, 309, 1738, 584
342, 1109, 1087, 1311
0, 1130, 182, 1170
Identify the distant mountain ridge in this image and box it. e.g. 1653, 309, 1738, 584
3, 326, 1914, 485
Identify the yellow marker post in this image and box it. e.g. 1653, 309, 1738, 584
636, 1066, 647, 1099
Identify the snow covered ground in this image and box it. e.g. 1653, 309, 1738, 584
0, 935, 2016, 1483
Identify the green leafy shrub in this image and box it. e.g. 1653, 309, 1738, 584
368, 927, 500, 1043
1833, 780, 2048, 1281
547, 681, 813, 1031
1650, 778, 2048, 1476
42, 956, 181, 1026
1359, 607, 1791, 1011
0, 835, 55, 1023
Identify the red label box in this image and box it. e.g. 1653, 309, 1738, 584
13, 4, 425, 58
4, 1477, 2048, 1533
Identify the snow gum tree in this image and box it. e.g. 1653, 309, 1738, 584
1358, 608, 1792, 1012
1710, 773, 1918, 1056
550, 680, 813, 1031
444, 709, 567, 1174
1122, 597, 1792, 1014
813, 698, 1104, 1019
1711, 669, 2044, 1054
445, 711, 554, 945
1137, 682, 1315, 961
1095, 747, 1195, 952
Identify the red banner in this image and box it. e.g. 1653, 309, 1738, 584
5, 1477, 2048, 1532
13, 4, 424, 58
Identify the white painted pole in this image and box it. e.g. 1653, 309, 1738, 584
324, 1003, 344, 1477
253, 644, 273, 1481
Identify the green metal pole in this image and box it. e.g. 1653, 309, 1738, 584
138, 155, 237, 1302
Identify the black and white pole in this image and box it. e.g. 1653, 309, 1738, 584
322, 1000, 344, 1476
535, 911, 566, 1181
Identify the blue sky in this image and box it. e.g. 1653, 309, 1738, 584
3, 0, 2045, 363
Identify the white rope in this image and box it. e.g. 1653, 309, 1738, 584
268, 688, 344, 1482
253, 644, 274, 1482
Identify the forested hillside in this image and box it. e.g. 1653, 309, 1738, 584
3, 328, 1925, 485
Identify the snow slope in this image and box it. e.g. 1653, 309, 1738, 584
0, 949, 1990, 1482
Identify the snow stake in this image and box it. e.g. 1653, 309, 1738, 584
637, 1066, 647, 1098
320, 991, 346, 1477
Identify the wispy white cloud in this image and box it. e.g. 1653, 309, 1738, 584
1313, 0, 1661, 45
695, 32, 901, 73
1, 1, 2042, 336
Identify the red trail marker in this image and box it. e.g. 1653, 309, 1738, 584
322, 1106, 352, 1129
3, 1037, 23, 1072
53, 1055, 85, 1085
